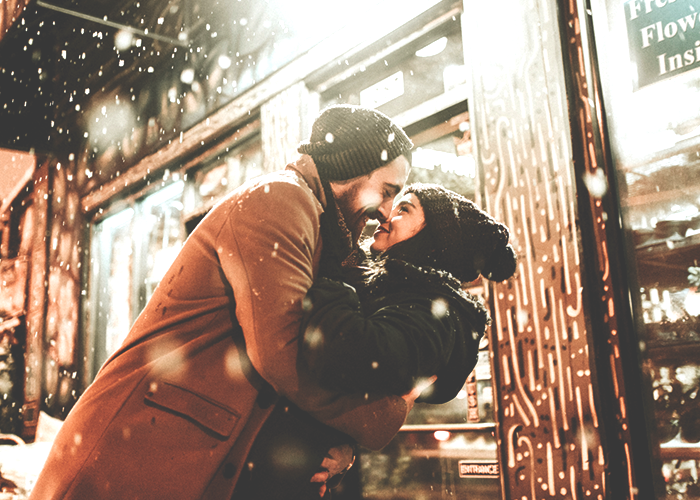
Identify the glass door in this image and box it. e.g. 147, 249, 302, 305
356, 116, 501, 500
591, 0, 700, 496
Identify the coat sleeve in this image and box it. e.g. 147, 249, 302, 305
215, 177, 408, 450
300, 278, 458, 396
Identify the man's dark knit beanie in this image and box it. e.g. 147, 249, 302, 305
298, 104, 413, 181
404, 183, 517, 283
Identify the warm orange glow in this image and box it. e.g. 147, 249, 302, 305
433, 430, 451, 442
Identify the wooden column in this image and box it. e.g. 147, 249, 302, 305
22, 159, 50, 440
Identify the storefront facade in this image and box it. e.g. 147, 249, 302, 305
1, 0, 699, 497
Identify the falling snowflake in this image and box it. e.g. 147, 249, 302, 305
583, 168, 608, 198
431, 298, 448, 318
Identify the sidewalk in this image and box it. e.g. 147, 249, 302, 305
0, 412, 63, 499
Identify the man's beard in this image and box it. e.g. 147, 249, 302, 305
333, 184, 368, 244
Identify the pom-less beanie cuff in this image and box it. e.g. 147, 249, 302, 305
298, 104, 413, 181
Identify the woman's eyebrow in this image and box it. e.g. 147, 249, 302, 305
396, 200, 416, 209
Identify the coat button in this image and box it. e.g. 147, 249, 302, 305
223, 462, 236, 479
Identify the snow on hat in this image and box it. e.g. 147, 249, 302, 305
298, 104, 413, 181
405, 183, 517, 283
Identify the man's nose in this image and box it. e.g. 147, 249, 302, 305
375, 201, 392, 223
366, 205, 388, 223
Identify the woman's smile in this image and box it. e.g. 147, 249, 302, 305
370, 193, 426, 253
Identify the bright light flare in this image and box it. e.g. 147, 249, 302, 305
86, 101, 136, 151
434, 430, 451, 441
180, 68, 195, 84
114, 30, 134, 51
218, 55, 232, 70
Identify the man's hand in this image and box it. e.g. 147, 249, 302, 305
309, 443, 355, 497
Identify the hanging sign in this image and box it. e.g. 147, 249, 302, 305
625, 0, 700, 89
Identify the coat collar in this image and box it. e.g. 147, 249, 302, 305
361, 258, 490, 330
286, 154, 327, 208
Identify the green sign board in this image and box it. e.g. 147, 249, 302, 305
625, 0, 700, 89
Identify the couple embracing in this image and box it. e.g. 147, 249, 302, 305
30, 105, 516, 500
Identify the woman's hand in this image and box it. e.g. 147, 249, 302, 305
401, 375, 438, 410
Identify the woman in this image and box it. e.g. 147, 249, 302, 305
235, 183, 517, 499
301, 182, 517, 404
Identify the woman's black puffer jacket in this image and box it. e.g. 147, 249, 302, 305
300, 258, 490, 404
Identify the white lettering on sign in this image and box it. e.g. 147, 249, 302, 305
657, 40, 700, 73
640, 12, 698, 47
625, 0, 700, 88
458, 461, 500, 478
628, 0, 678, 21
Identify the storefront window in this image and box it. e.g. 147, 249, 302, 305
90, 208, 134, 373
360, 427, 500, 500
192, 138, 263, 211
88, 181, 185, 379
407, 111, 475, 199
592, 0, 700, 496
137, 181, 185, 308
87, 132, 261, 381
320, 13, 466, 121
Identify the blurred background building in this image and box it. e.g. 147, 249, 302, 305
1, 0, 700, 498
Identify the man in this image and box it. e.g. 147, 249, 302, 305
29, 104, 414, 500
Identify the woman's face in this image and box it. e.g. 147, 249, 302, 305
370, 192, 426, 253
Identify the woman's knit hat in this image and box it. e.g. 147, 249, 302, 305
404, 183, 517, 283
298, 104, 413, 181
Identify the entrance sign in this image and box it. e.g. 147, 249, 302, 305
458, 461, 500, 478
625, 0, 700, 89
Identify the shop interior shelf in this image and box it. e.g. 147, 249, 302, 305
660, 441, 700, 460
645, 336, 700, 360
635, 231, 700, 288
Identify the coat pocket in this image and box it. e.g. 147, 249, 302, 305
144, 380, 240, 438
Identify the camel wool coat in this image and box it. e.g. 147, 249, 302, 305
29, 156, 409, 500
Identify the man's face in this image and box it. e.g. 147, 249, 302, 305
331, 155, 411, 242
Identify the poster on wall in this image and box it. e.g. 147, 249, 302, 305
625, 0, 700, 89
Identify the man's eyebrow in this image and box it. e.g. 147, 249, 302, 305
385, 183, 402, 196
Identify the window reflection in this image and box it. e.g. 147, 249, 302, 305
360, 429, 500, 500
89, 182, 185, 379
408, 120, 475, 200
406, 347, 493, 426
139, 181, 185, 307
320, 14, 466, 120
193, 139, 263, 209
92, 208, 134, 371
592, 0, 700, 495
